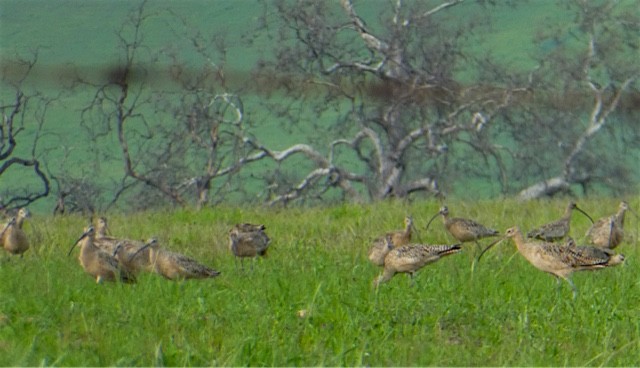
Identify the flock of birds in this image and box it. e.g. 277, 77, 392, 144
0, 212, 270, 284
368, 201, 635, 297
0, 201, 636, 297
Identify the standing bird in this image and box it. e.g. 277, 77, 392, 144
368, 216, 414, 266
95, 217, 115, 241
112, 242, 150, 276
426, 206, 499, 252
228, 223, 271, 270
67, 226, 136, 284
527, 201, 593, 242
93, 216, 146, 254
368, 234, 395, 267
585, 201, 637, 249
1, 208, 31, 258
129, 238, 220, 280
232, 223, 267, 233
478, 226, 624, 298
374, 242, 462, 287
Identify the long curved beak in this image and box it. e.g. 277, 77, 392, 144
128, 239, 154, 262
0, 217, 16, 238
68, 230, 90, 256
112, 242, 123, 258
425, 212, 440, 232
575, 206, 594, 224
476, 236, 506, 264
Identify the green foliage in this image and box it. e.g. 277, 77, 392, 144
1, 198, 639, 365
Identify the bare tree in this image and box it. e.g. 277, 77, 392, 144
513, 0, 639, 200
5, 1, 636, 210
243, 0, 530, 205
78, 1, 258, 210
0, 53, 52, 210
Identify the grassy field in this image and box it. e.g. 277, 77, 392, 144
1, 198, 639, 366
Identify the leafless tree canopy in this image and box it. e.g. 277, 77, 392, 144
0, 0, 637, 211
0, 53, 51, 210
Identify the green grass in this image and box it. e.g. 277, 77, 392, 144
1, 198, 640, 366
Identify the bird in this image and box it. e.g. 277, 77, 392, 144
231, 223, 267, 233
228, 223, 271, 270
426, 206, 499, 252
1, 208, 31, 258
527, 201, 593, 242
479, 226, 624, 298
374, 242, 462, 287
368, 216, 414, 266
67, 226, 136, 284
112, 241, 150, 276
368, 234, 395, 267
95, 216, 116, 241
129, 238, 221, 280
92, 216, 145, 254
585, 201, 636, 249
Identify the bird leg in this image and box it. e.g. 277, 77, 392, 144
607, 217, 614, 249
408, 272, 416, 287
473, 240, 482, 254
374, 270, 394, 288
553, 276, 564, 295
563, 277, 578, 300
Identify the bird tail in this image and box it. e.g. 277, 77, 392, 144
206, 268, 221, 278
437, 244, 463, 256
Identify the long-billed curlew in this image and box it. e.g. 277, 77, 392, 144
478, 226, 624, 298
92, 216, 147, 255
1, 208, 31, 258
368, 216, 414, 266
368, 234, 395, 267
95, 216, 116, 241
68, 226, 136, 284
585, 201, 637, 249
374, 242, 462, 287
228, 223, 271, 270
112, 241, 150, 276
527, 201, 593, 242
129, 238, 221, 280
426, 206, 498, 252
232, 223, 267, 233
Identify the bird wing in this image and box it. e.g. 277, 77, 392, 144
566, 246, 612, 268
172, 252, 220, 278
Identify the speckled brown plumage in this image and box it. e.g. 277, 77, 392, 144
426, 206, 498, 250
112, 241, 150, 276
486, 226, 624, 298
374, 242, 462, 286
130, 239, 220, 280
586, 201, 635, 249
1, 208, 31, 257
527, 201, 593, 242
92, 216, 146, 254
68, 226, 136, 284
368, 216, 414, 266
228, 223, 271, 270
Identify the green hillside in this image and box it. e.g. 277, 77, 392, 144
1, 1, 638, 213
